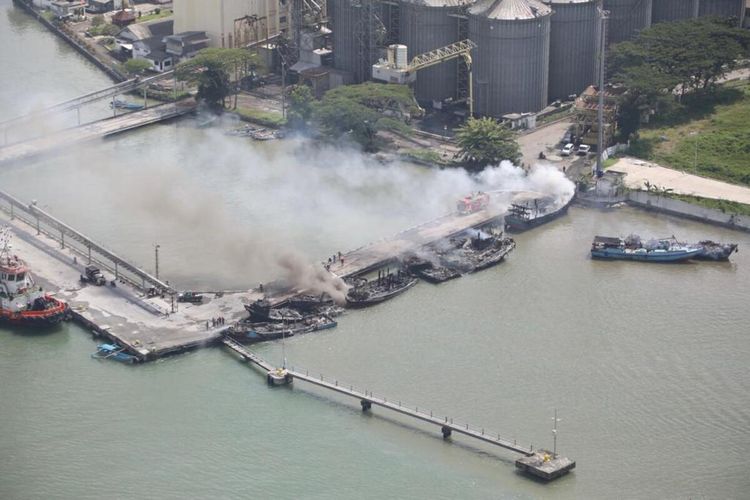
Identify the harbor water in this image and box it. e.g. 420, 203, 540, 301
1, 2, 749, 498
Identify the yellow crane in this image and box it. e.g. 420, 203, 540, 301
372, 39, 477, 116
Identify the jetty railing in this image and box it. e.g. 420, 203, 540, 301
0, 189, 173, 294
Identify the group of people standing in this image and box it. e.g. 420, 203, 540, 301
324, 251, 344, 271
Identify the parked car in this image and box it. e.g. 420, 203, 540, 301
561, 143, 575, 156
577, 144, 591, 155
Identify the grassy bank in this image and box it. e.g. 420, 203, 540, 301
629, 80, 750, 186
235, 107, 286, 128
667, 193, 750, 217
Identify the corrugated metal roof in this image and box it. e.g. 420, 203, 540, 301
543, 0, 596, 4
400, 0, 474, 7
469, 0, 552, 20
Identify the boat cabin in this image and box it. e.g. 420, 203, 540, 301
591, 236, 623, 250
0, 256, 34, 297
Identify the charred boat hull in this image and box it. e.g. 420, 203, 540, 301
345, 276, 418, 308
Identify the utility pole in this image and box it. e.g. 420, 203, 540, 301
596, 7, 609, 178
552, 408, 561, 456
154, 243, 160, 280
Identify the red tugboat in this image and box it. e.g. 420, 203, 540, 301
456, 192, 490, 215
0, 228, 68, 327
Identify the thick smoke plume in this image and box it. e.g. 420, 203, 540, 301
0, 112, 573, 295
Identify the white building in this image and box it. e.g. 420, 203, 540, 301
173, 0, 291, 48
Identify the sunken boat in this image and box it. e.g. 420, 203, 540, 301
345, 270, 418, 308
225, 315, 337, 344
505, 191, 575, 232
244, 299, 303, 323
406, 233, 516, 283
285, 293, 334, 313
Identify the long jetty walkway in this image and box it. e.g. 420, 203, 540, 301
222, 338, 576, 481
0, 100, 195, 164
0, 71, 175, 140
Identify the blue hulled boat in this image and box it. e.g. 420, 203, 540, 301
91, 343, 138, 363
591, 235, 702, 262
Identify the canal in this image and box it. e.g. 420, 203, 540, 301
1, 2, 749, 498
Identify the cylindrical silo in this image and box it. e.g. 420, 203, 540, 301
400, 0, 469, 105
468, 0, 552, 117
330, 0, 360, 79
652, 0, 699, 24
699, 0, 746, 25
544, 0, 599, 102
330, 0, 383, 83
603, 0, 653, 45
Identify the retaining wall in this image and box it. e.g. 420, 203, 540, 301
627, 190, 750, 232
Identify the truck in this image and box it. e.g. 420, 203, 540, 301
457, 192, 490, 215
80, 265, 106, 286
177, 291, 204, 304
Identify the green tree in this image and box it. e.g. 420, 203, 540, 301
286, 84, 314, 129
91, 14, 105, 27
312, 82, 420, 150
176, 48, 263, 110
609, 17, 750, 135
122, 58, 152, 76
455, 117, 521, 171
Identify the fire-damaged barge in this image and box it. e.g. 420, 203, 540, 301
230, 295, 340, 344
505, 191, 575, 232
345, 270, 418, 308
404, 231, 516, 284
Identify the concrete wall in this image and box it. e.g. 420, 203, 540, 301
174, 0, 287, 48
628, 191, 750, 232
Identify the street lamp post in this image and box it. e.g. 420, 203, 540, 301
154, 244, 160, 280
690, 131, 699, 176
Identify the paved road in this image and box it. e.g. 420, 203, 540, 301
517, 120, 574, 170
611, 157, 750, 205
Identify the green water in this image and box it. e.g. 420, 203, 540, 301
2, 3, 750, 498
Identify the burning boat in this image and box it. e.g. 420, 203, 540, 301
505, 191, 575, 232
345, 270, 418, 308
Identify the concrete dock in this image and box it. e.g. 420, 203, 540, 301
0, 205, 243, 361
0, 100, 195, 165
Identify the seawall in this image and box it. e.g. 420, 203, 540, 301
627, 190, 750, 232
12, 0, 126, 83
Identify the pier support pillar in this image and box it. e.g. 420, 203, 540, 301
441, 426, 452, 439
360, 400, 372, 412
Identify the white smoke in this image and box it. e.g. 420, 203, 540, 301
0, 115, 574, 292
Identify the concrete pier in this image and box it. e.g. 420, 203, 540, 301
0, 205, 244, 361
0, 100, 195, 165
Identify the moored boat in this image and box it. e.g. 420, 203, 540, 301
591, 235, 702, 262
0, 228, 68, 327
505, 191, 575, 232
91, 343, 138, 363
659, 237, 738, 261
225, 314, 337, 344
345, 271, 418, 308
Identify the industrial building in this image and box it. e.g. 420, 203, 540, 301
174, 0, 291, 48
544, 0, 600, 103
169, 0, 747, 119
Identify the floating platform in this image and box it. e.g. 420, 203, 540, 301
515, 450, 576, 480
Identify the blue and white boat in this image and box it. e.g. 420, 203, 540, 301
591, 235, 702, 262
91, 343, 138, 363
